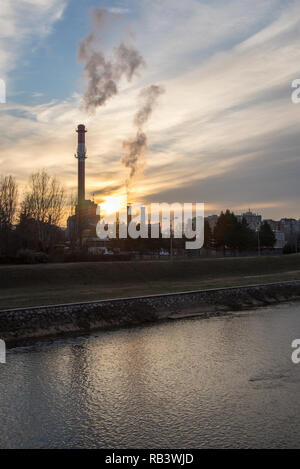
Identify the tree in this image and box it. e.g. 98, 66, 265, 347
0, 175, 18, 227
19, 171, 65, 252
214, 210, 240, 251
259, 221, 275, 248
0, 176, 18, 257
237, 217, 256, 251
21, 171, 65, 225
204, 220, 212, 248
214, 210, 256, 252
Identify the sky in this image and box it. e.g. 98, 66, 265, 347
1, 0, 300, 221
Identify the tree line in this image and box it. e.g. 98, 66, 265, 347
0, 172, 281, 264
0, 171, 65, 263
203, 209, 276, 252
109, 209, 276, 254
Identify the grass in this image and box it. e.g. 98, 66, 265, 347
0, 254, 300, 309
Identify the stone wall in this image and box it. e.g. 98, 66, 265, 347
1, 281, 300, 344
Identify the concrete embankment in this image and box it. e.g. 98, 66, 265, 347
1, 280, 300, 345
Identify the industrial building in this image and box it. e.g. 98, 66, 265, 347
67, 125, 99, 248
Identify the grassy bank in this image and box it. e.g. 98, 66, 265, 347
1, 254, 300, 309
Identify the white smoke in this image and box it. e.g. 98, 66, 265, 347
78, 8, 145, 113
121, 85, 165, 181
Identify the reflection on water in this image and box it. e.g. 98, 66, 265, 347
1, 302, 300, 448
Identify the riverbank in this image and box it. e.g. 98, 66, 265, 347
1, 254, 300, 309
1, 280, 300, 346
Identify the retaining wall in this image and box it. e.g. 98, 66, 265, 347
1, 281, 300, 344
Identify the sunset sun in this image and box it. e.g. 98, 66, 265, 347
100, 196, 125, 215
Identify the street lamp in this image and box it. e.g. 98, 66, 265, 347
256, 226, 261, 256
163, 215, 180, 260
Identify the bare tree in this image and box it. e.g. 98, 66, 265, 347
0, 175, 18, 227
21, 171, 65, 225
0, 176, 18, 257
20, 171, 65, 251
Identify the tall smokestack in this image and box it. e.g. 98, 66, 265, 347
76, 124, 87, 205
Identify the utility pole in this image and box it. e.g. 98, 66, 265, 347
170, 230, 173, 260
257, 227, 261, 256
170, 215, 179, 260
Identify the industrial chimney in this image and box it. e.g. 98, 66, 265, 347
76, 124, 87, 205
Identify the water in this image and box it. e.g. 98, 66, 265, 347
1, 302, 300, 448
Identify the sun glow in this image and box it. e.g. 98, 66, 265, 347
100, 196, 126, 215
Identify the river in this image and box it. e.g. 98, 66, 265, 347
1, 302, 300, 448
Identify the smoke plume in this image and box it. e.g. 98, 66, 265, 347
121, 85, 165, 182
78, 8, 145, 112
122, 131, 148, 179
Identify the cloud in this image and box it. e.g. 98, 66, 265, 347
1, 0, 300, 220
0, 0, 67, 78
107, 7, 130, 15
137, 0, 284, 78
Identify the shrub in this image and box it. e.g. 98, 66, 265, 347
16, 249, 49, 264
